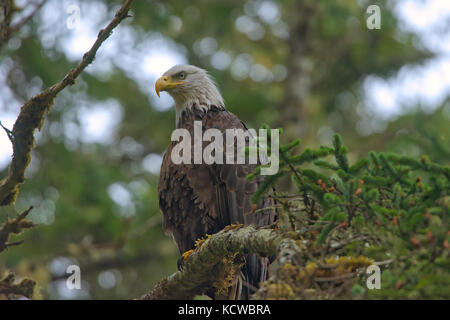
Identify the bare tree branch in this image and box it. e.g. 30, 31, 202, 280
0, 0, 13, 47
0, 0, 135, 206
9, 0, 47, 34
0, 0, 47, 49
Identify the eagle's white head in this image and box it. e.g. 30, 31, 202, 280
155, 65, 225, 123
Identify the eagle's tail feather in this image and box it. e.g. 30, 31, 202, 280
229, 254, 269, 300
228, 272, 243, 300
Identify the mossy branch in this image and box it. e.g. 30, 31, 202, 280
0, 272, 36, 299
0, 206, 35, 253
141, 225, 300, 300
0, 0, 135, 206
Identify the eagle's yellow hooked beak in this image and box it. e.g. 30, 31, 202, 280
155, 76, 184, 97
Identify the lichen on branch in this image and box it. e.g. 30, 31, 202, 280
0, 206, 35, 253
141, 225, 296, 300
0, 272, 36, 299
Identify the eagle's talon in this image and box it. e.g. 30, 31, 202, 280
177, 256, 184, 271
177, 249, 194, 271
182, 249, 194, 260
194, 234, 211, 248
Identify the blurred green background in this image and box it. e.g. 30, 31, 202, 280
0, 0, 449, 299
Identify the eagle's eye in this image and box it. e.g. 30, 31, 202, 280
178, 72, 186, 80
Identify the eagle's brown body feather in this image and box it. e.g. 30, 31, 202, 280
158, 105, 276, 298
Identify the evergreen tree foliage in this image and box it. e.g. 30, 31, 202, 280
249, 129, 449, 299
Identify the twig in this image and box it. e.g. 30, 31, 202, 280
0, 0, 47, 49
314, 272, 356, 283
0, 0, 135, 206
0, 206, 35, 253
374, 259, 393, 266
0, 120, 14, 143
0, 0, 13, 47
9, 0, 47, 34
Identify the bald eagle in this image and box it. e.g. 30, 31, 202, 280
155, 65, 277, 299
